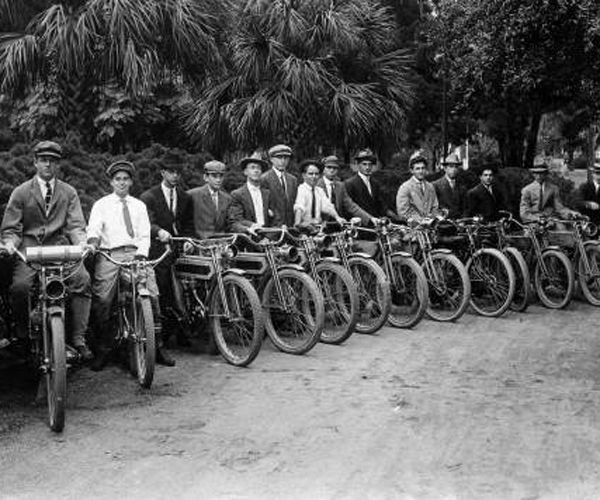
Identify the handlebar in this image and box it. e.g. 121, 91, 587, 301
97, 247, 171, 268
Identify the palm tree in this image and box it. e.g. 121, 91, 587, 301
183, 0, 416, 160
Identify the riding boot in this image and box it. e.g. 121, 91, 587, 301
155, 320, 175, 367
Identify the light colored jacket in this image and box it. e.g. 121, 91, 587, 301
396, 176, 440, 222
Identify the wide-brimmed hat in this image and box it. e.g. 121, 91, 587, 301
408, 150, 427, 168
34, 140, 62, 159
322, 155, 340, 168
442, 152, 461, 166
161, 150, 186, 171
355, 149, 377, 163
239, 152, 268, 170
106, 160, 135, 178
268, 144, 292, 158
529, 163, 549, 174
204, 160, 227, 174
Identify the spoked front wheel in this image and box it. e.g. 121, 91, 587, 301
46, 314, 66, 433
388, 254, 428, 328
534, 249, 574, 309
210, 274, 264, 366
349, 257, 391, 334
263, 269, 324, 355
467, 248, 515, 317
129, 296, 156, 388
577, 243, 600, 306
425, 253, 471, 322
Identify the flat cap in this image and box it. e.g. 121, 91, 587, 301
34, 140, 62, 159
322, 155, 340, 168
355, 149, 377, 163
239, 152, 268, 170
268, 144, 292, 157
106, 160, 135, 178
442, 152, 461, 165
204, 160, 227, 174
408, 150, 427, 168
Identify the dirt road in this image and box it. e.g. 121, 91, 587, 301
2, 302, 600, 500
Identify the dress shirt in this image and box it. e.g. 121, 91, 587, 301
247, 182, 265, 226
36, 176, 56, 201
161, 182, 177, 214
87, 193, 151, 256
294, 183, 338, 224
446, 176, 455, 190
323, 178, 335, 200
358, 172, 372, 196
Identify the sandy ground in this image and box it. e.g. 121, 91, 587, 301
2, 301, 600, 500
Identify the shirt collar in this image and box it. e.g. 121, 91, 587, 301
247, 182, 261, 192
36, 176, 55, 188
358, 172, 370, 183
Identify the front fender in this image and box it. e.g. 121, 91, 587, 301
47, 305, 64, 318
348, 251, 373, 260
318, 256, 341, 265
277, 263, 306, 273
390, 250, 413, 259
431, 248, 453, 255
223, 268, 247, 278
543, 245, 563, 253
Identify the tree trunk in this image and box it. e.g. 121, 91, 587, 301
523, 109, 542, 170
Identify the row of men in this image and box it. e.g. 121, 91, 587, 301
0, 140, 597, 369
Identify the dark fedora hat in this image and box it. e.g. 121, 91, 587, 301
355, 149, 377, 163
239, 152, 268, 170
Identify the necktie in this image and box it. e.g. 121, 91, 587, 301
330, 184, 336, 206
212, 191, 219, 208
311, 187, 317, 219
418, 182, 425, 196
538, 184, 544, 211
364, 177, 372, 196
121, 198, 134, 238
280, 174, 288, 199
44, 181, 52, 214
169, 188, 175, 215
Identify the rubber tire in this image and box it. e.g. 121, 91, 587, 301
577, 243, 600, 306
129, 296, 155, 388
467, 248, 516, 317
263, 269, 324, 355
210, 274, 264, 366
349, 257, 391, 334
425, 253, 471, 322
504, 246, 531, 312
47, 314, 66, 433
388, 255, 429, 328
534, 249, 574, 309
315, 261, 359, 345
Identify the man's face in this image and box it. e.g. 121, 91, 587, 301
480, 169, 493, 187
303, 165, 321, 187
357, 160, 374, 176
270, 155, 290, 172
411, 161, 427, 181
532, 172, 546, 184
161, 169, 181, 188
323, 165, 339, 181
444, 164, 459, 180
204, 172, 224, 191
244, 163, 263, 183
111, 171, 133, 197
34, 155, 59, 181
593, 171, 600, 183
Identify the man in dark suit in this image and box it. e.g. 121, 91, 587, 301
345, 149, 394, 219
466, 165, 505, 221
228, 153, 282, 234
575, 164, 600, 224
433, 152, 466, 219
260, 144, 298, 226
317, 155, 376, 226
0, 141, 93, 359
188, 160, 232, 238
140, 150, 194, 365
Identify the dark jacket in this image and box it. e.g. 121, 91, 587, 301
344, 174, 387, 218
227, 184, 282, 232
466, 183, 504, 221
260, 168, 298, 226
433, 176, 466, 219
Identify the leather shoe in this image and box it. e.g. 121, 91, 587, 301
90, 349, 111, 372
156, 346, 176, 367
75, 344, 93, 362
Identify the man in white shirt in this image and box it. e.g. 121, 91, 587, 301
294, 159, 346, 229
87, 160, 159, 371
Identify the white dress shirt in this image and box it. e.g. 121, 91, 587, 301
36, 176, 56, 198
87, 193, 151, 256
247, 182, 265, 226
357, 172, 372, 195
323, 178, 335, 200
294, 183, 338, 224
161, 182, 177, 214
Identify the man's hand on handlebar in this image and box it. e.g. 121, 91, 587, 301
0, 241, 16, 255
157, 229, 172, 243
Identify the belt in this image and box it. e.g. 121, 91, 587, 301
100, 245, 138, 254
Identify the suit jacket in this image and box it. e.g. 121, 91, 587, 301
317, 178, 372, 225
575, 181, 600, 224
520, 181, 574, 223
227, 184, 282, 233
396, 177, 440, 222
260, 168, 298, 226
187, 185, 233, 239
344, 174, 387, 218
140, 184, 194, 259
433, 176, 466, 219
466, 183, 504, 221
1, 177, 87, 249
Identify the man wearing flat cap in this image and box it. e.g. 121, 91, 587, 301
396, 151, 442, 222
140, 150, 195, 361
87, 160, 159, 371
345, 149, 394, 220
228, 153, 282, 234
260, 144, 298, 227
466, 165, 505, 221
1, 140, 93, 360
574, 163, 600, 225
433, 152, 467, 219
317, 155, 376, 225
520, 160, 579, 223
188, 160, 232, 238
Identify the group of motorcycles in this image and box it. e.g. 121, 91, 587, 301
2, 209, 599, 433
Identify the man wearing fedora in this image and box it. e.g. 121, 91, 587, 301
520, 161, 579, 223
317, 155, 376, 226
433, 152, 466, 219
260, 144, 298, 227
396, 151, 442, 222
575, 163, 600, 225
466, 165, 505, 221
87, 160, 160, 371
228, 153, 282, 234
345, 149, 393, 220
188, 160, 233, 238
1, 140, 93, 360
140, 150, 195, 364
